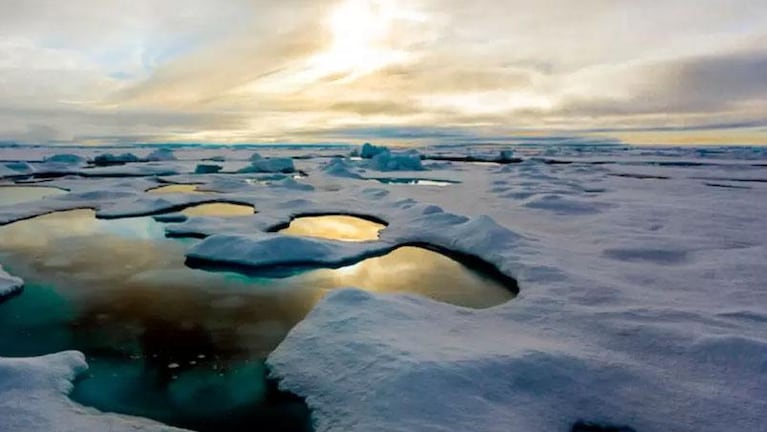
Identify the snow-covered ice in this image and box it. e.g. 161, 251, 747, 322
0, 264, 23, 299
147, 148, 178, 161
0, 351, 186, 432
0, 143, 766, 432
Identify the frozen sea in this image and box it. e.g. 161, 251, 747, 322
0, 143, 766, 432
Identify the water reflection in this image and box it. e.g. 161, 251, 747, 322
299, 246, 512, 308
0, 185, 66, 206
0, 210, 310, 431
181, 203, 255, 217
279, 215, 385, 242
0, 209, 513, 431
148, 184, 205, 194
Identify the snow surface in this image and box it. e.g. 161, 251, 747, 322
0, 143, 766, 432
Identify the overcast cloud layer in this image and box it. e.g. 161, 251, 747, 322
1, 0, 766, 145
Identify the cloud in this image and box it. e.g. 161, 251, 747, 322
0, 0, 766, 144
556, 49, 767, 116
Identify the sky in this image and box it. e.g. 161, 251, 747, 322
0, 0, 766, 146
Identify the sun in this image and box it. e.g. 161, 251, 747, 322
240, 0, 424, 92
309, 0, 412, 80
329, 0, 389, 49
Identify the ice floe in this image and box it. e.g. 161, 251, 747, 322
237, 157, 296, 174
0, 351, 186, 432
0, 143, 765, 432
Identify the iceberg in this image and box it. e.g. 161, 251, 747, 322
238, 158, 296, 174
194, 164, 223, 174
360, 142, 389, 159
146, 148, 177, 161
367, 150, 424, 171
43, 154, 85, 165
92, 152, 140, 166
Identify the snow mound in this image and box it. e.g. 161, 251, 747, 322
0, 351, 186, 432
322, 158, 363, 178
0, 265, 23, 299
238, 157, 295, 174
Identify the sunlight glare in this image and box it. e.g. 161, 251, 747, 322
310, 0, 415, 81
239, 0, 426, 94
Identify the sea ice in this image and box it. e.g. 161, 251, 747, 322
147, 148, 178, 161
237, 157, 296, 174
194, 163, 223, 174
359, 142, 389, 159
0, 265, 23, 299
322, 158, 363, 178
366, 149, 424, 171
0, 351, 186, 432
92, 152, 141, 166
43, 154, 85, 165
0, 143, 765, 432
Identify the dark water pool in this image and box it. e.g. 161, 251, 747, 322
369, 177, 458, 186
0, 209, 514, 431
